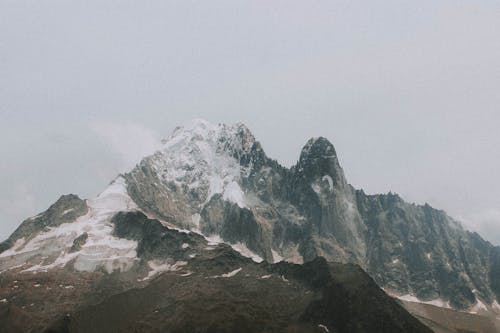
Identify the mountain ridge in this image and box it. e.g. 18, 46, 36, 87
2, 119, 500, 315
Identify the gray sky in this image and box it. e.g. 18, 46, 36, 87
1, 1, 500, 244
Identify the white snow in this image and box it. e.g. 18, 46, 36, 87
229, 242, 263, 263
210, 267, 242, 278
259, 274, 272, 279
322, 175, 334, 191
492, 300, 500, 311
0, 299, 7, 303
271, 249, 283, 263
206, 235, 223, 246
140, 260, 187, 281
223, 181, 246, 208
283, 244, 304, 264
191, 214, 201, 231
0, 176, 140, 274
203, 234, 263, 263
181, 243, 189, 249
149, 120, 251, 210
318, 324, 330, 333
470, 299, 488, 314
0, 238, 26, 258
61, 208, 74, 216
311, 183, 321, 194
222, 268, 242, 278
27, 213, 43, 221
396, 294, 451, 308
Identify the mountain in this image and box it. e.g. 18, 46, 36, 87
0, 210, 431, 333
123, 119, 500, 310
0, 119, 499, 331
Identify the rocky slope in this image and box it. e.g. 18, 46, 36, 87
1, 119, 500, 329
122, 120, 500, 311
0, 211, 431, 333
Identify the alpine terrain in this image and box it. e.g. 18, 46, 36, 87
1, 119, 499, 332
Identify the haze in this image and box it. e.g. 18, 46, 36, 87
1, 1, 500, 244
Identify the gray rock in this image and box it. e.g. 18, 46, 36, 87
123, 122, 500, 310
0, 194, 88, 254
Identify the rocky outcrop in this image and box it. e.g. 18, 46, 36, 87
122, 120, 500, 311
0, 211, 432, 333
1, 120, 499, 314
0, 194, 88, 254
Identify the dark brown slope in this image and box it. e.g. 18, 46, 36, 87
1, 212, 432, 333
41, 248, 430, 332
400, 300, 500, 333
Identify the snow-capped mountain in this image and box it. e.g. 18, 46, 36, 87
1, 119, 500, 332
124, 119, 500, 312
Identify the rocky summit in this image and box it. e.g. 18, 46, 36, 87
0, 119, 499, 332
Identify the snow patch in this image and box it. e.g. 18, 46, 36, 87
206, 235, 223, 246
223, 181, 246, 208
311, 183, 321, 194
27, 213, 43, 221
211, 267, 242, 278
230, 242, 263, 263
181, 243, 189, 249
0, 238, 26, 258
271, 249, 283, 263
140, 260, 187, 281
221, 268, 242, 278
322, 175, 333, 191
318, 324, 330, 333
259, 274, 272, 279
149, 120, 251, 210
470, 299, 488, 314
1, 176, 140, 274
396, 294, 451, 308
191, 214, 201, 231
61, 208, 74, 216
283, 244, 304, 264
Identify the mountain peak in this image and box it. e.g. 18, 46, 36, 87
299, 137, 337, 162
295, 136, 346, 188
160, 119, 256, 155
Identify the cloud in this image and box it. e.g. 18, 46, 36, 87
0, 183, 37, 240
458, 210, 500, 245
90, 122, 162, 172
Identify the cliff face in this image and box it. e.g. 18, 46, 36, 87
124, 120, 500, 310
1, 120, 499, 314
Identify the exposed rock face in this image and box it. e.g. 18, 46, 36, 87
1, 119, 500, 319
122, 120, 500, 310
0, 212, 431, 333
0, 194, 88, 253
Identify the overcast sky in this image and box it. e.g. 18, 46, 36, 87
1, 1, 500, 243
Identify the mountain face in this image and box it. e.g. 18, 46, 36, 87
123, 119, 500, 311
0, 119, 499, 331
0, 210, 431, 333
